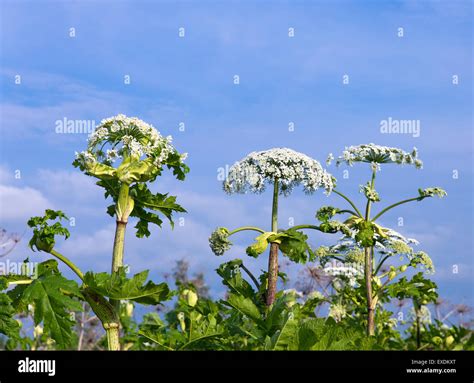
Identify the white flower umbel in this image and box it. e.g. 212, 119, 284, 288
224, 148, 334, 196
323, 264, 362, 286
327, 143, 422, 169
75, 114, 186, 168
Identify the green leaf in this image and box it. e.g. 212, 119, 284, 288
7, 260, 83, 349
0, 293, 21, 347
179, 312, 223, 350
276, 229, 314, 264
246, 232, 273, 258
27, 210, 70, 252
98, 180, 186, 238
225, 293, 262, 323
83, 269, 172, 305
270, 314, 299, 350
116, 157, 158, 184
316, 206, 341, 222
216, 260, 255, 299
354, 220, 376, 247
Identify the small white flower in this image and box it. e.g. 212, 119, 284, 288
326, 153, 334, 166
328, 303, 347, 322
307, 291, 324, 300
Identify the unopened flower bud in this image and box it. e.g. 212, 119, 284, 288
182, 289, 198, 307
445, 335, 455, 348
177, 312, 186, 332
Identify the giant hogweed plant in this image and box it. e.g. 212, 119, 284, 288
209, 148, 334, 307
315, 231, 439, 346
0, 115, 188, 350
313, 144, 446, 336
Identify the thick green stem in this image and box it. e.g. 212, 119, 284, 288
266, 179, 279, 306
105, 325, 120, 351
82, 288, 121, 351
111, 221, 127, 275
108, 182, 133, 350
50, 249, 84, 281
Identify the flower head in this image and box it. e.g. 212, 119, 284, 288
328, 303, 347, 322
223, 148, 334, 196
328, 143, 423, 169
74, 114, 186, 170
209, 227, 232, 256
409, 251, 435, 274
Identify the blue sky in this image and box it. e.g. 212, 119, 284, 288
0, 0, 472, 312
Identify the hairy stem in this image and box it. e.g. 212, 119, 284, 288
365, 169, 376, 336
105, 325, 120, 351
266, 179, 279, 306
82, 288, 121, 351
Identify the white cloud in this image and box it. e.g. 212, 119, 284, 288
36, 169, 103, 204
57, 224, 115, 272
0, 184, 52, 222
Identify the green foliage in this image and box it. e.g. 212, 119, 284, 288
6, 260, 83, 349
277, 229, 315, 264
316, 206, 352, 235
246, 232, 273, 258
0, 292, 20, 349
83, 268, 172, 305
316, 206, 341, 222
27, 210, 70, 252
216, 260, 256, 299
138, 285, 224, 350
354, 220, 376, 247
101, 180, 186, 238
387, 272, 438, 304
243, 229, 315, 263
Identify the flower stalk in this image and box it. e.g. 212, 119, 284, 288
108, 182, 134, 350
365, 169, 376, 336
266, 179, 279, 306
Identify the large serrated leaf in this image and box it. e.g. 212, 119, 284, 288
7, 262, 83, 349
225, 293, 262, 323
84, 269, 172, 305
0, 293, 21, 347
